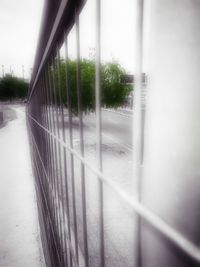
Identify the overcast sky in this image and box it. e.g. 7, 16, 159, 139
66, 0, 136, 73
0, 0, 44, 79
0, 0, 136, 80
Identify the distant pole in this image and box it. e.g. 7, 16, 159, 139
2, 65, 4, 77
22, 65, 25, 80
10, 66, 12, 76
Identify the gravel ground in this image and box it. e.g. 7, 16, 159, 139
0, 104, 45, 267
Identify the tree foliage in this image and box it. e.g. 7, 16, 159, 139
54, 59, 132, 113
0, 75, 28, 101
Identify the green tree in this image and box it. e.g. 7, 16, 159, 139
0, 75, 28, 101
54, 59, 132, 114
102, 62, 132, 108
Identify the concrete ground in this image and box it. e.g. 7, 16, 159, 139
0, 104, 45, 267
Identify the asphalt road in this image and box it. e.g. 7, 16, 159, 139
66, 108, 133, 159
83, 109, 133, 151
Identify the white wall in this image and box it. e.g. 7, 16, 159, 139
141, 0, 200, 266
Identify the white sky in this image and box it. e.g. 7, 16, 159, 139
0, 0, 44, 79
67, 0, 136, 73
0, 0, 136, 80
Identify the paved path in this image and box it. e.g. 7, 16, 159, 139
0, 104, 45, 267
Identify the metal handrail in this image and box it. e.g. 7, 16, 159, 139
28, 0, 84, 101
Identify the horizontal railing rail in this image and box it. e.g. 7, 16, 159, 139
27, 112, 200, 264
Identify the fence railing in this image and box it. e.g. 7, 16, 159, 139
27, 0, 200, 266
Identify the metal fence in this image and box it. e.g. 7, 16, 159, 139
27, 0, 200, 266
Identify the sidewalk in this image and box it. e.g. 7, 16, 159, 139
0, 104, 45, 267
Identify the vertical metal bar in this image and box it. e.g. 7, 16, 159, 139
43, 68, 57, 243
60, 63, 74, 264
48, 62, 63, 260
42, 76, 51, 245
29, 81, 58, 265
38, 74, 55, 264
44, 68, 55, 229
47, 63, 64, 264
41, 73, 50, 217
52, 55, 66, 265
133, 0, 144, 266
64, 33, 79, 265
56, 46, 70, 265
95, 0, 105, 265
32, 144, 51, 263
49, 59, 62, 262
30, 128, 61, 266
43, 77, 49, 181
45, 66, 58, 245
75, 8, 89, 266
46, 64, 58, 244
